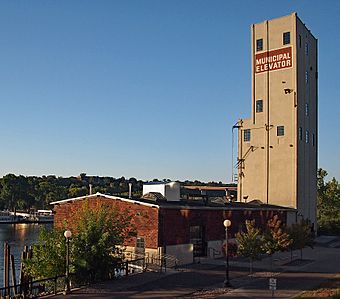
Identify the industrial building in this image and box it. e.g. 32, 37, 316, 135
236, 13, 317, 229
51, 182, 295, 264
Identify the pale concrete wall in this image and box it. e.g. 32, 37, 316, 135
143, 182, 180, 201
164, 182, 181, 201
207, 240, 224, 259
143, 184, 165, 196
166, 244, 193, 265
237, 13, 317, 227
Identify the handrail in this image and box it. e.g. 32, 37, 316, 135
0, 258, 146, 299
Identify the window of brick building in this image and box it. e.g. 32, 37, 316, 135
136, 237, 145, 250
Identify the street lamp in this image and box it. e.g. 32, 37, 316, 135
64, 229, 72, 294
223, 219, 232, 287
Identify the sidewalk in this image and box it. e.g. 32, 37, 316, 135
51, 239, 340, 298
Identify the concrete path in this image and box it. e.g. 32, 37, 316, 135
51, 237, 340, 299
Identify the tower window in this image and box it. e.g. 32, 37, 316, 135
299, 127, 303, 141
283, 32, 290, 45
277, 126, 285, 136
306, 130, 309, 143
299, 35, 301, 48
256, 39, 263, 51
305, 43, 309, 55
244, 129, 251, 142
256, 99, 263, 113
305, 103, 309, 116
305, 71, 309, 83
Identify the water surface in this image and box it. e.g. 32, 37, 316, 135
0, 223, 52, 287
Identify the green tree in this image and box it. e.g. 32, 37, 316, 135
287, 219, 314, 261
68, 184, 88, 198
262, 215, 292, 255
23, 200, 136, 284
317, 169, 340, 233
236, 220, 264, 273
23, 227, 66, 280
70, 200, 136, 282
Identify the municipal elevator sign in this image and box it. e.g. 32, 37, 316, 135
255, 47, 292, 73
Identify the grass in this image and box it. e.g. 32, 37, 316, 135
295, 274, 340, 298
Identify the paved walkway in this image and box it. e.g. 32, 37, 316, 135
51, 236, 340, 299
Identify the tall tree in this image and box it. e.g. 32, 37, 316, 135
24, 200, 136, 283
71, 200, 136, 282
288, 219, 314, 261
236, 220, 264, 273
317, 168, 340, 233
262, 215, 292, 255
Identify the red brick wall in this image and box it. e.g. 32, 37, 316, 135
54, 197, 288, 249
53, 196, 159, 249
160, 208, 287, 246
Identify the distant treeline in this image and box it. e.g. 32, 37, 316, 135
0, 173, 229, 210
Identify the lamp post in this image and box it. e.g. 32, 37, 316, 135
223, 219, 232, 287
64, 229, 72, 294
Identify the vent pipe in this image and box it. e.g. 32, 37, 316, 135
89, 184, 93, 195
128, 183, 132, 199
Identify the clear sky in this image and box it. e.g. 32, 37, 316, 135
0, 0, 339, 182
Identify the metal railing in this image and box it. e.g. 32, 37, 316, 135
0, 274, 68, 299
124, 251, 179, 272
0, 258, 147, 299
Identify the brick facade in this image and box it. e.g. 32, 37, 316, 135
159, 207, 287, 246
53, 194, 289, 254
53, 195, 159, 249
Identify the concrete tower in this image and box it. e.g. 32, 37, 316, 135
237, 13, 317, 228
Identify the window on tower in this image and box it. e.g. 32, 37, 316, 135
256, 39, 263, 51
305, 103, 309, 116
277, 126, 285, 136
244, 129, 251, 142
299, 127, 303, 141
299, 34, 301, 48
283, 32, 290, 45
306, 130, 309, 143
256, 99, 263, 113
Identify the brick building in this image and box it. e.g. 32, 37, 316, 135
51, 190, 295, 264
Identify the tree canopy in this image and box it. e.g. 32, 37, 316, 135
317, 168, 340, 233
23, 201, 135, 282
0, 173, 232, 211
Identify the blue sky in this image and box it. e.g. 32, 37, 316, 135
0, 0, 339, 182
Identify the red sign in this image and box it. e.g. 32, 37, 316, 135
255, 47, 292, 73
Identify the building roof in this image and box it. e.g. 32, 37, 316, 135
50, 192, 296, 212
50, 192, 159, 208
183, 185, 237, 191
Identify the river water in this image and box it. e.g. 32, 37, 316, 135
0, 223, 52, 288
